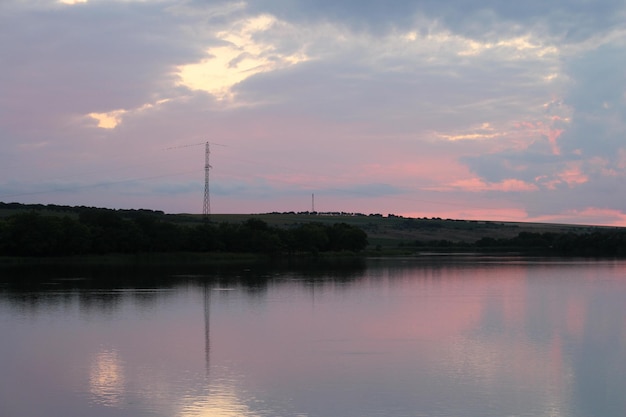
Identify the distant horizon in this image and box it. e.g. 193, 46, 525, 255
3, 200, 622, 229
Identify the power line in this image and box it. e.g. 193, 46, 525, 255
203, 142, 211, 220
164, 141, 228, 150
0, 169, 201, 200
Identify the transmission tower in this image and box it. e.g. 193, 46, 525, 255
203, 142, 212, 220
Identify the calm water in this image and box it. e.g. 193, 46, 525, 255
1, 257, 626, 417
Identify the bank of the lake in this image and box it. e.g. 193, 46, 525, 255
3, 202, 626, 258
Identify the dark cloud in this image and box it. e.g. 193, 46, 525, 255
559, 45, 626, 158
522, 177, 626, 216
248, 0, 417, 33
462, 145, 564, 184
246, 0, 625, 40
233, 48, 551, 134
435, 0, 624, 41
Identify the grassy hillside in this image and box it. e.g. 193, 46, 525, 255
206, 213, 617, 249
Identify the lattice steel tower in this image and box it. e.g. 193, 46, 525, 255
203, 142, 212, 220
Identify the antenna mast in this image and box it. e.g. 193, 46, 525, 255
203, 142, 211, 220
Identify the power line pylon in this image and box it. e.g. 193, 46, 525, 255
203, 142, 211, 220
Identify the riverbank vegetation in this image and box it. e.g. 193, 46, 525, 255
400, 231, 626, 256
0, 206, 367, 257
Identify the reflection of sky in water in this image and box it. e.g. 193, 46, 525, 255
179, 388, 252, 417
90, 348, 125, 406
87, 347, 283, 416
177, 374, 281, 417
1, 259, 625, 417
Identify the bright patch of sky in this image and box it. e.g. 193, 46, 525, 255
177, 14, 309, 101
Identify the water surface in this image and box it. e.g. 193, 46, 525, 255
1, 257, 625, 416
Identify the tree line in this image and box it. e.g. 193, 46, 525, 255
0, 209, 368, 257
406, 230, 626, 256
474, 231, 626, 256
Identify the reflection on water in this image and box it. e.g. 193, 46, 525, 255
90, 348, 126, 407
179, 378, 261, 417
1, 257, 626, 417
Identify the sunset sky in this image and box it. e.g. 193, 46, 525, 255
2, 0, 626, 225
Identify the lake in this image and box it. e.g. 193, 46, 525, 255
1, 256, 625, 417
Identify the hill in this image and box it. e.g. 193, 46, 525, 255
207, 212, 619, 249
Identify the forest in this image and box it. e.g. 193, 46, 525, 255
473, 231, 626, 256
404, 231, 626, 256
0, 207, 368, 257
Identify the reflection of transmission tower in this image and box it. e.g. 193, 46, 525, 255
203, 142, 212, 220
204, 284, 211, 376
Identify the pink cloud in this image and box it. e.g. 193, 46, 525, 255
492, 179, 538, 192
530, 207, 626, 227
511, 118, 566, 155
557, 163, 588, 187
434, 177, 538, 192
546, 128, 564, 155
618, 150, 626, 170
535, 162, 588, 190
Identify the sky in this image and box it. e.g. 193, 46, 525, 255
1, 0, 626, 225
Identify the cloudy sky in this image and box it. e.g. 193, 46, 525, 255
1, 0, 626, 225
